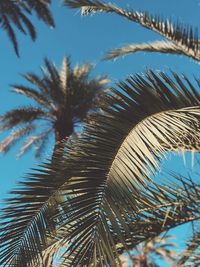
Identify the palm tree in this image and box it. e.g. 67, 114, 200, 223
0, 0, 54, 56
0, 56, 109, 159
1, 70, 200, 266
63, 0, 200, 62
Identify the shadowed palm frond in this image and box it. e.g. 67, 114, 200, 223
0, 147, 70, 267
1, 154, 200, 266
19, 0, 55, 27
104, 41, 185, 61
64, 0, 200, 62
57, 173, 200, 266
0, 107, 48, 130
0, 0, 53, 55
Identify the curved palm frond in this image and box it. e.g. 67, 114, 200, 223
64, 0, 200, 62
104, 41, 184, 61
42, 70, 200, 266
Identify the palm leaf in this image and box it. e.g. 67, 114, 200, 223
0, 107, 48, 130
177, 227, 200, 266
17, 128, 52, 158
0, 125, 36, 154
19, 0, 55, 27
0, 149, 70, 267
64, 0, 200, 62
11, 85, 52, 109
48, 70, 200, 265
58, 173, 200, 266
104, 41, 185, 61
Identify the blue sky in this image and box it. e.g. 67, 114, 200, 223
0, 0, 200, 266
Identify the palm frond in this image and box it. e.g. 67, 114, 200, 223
0, 0, 53, 55
58, 173, 200, 266
0, 125, 36, 154
19, 0, 55, 27
64, 0, 200, 61
59, 56, 71, 95
17, 129, 52, 158
0, 107, 48, 131
73, 63, 93, 80
177, 228, 200, 266
48, 70, 200, 265
0, 150, 69, 267
11, 85, 51, 109
0, 1, 34, 56
104, 41, 185, 61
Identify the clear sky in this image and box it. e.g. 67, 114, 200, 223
0, 0, 200, 266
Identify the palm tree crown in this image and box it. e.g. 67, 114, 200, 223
0, 57, 109, 158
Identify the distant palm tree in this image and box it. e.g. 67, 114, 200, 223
0, 0, 54, 55
0, 56, 109, 159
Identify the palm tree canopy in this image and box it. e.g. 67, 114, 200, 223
0, 57, 109, 158
1, 70, 200, 266
0, 0, 54, 55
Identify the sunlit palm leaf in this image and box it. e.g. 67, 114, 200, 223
64, 0, 200, 62
104, 41, 184, 61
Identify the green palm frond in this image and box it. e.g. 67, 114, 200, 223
64, 0, 200, 62
0, 0, 36, 55
104, 41, 184, 61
